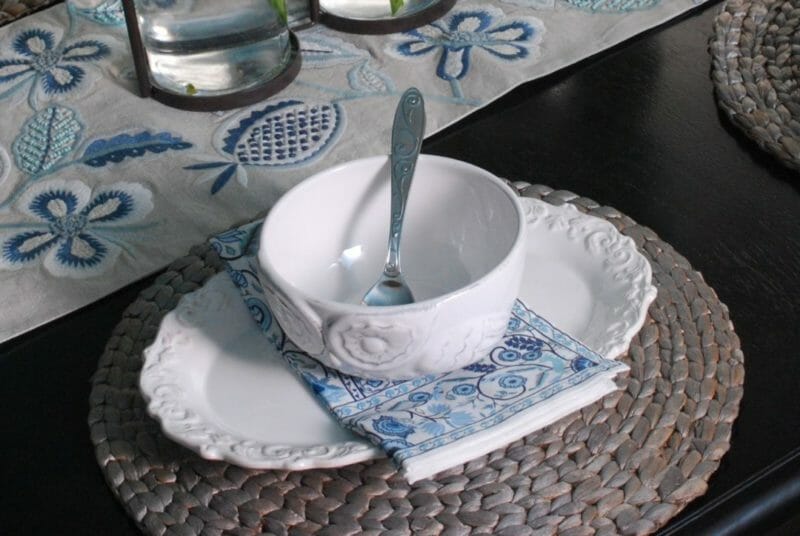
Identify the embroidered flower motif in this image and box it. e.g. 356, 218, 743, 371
387, 5, 544, 97
0, 27, 109, 99
0, 179, 153, 278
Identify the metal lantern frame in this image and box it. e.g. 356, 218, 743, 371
121, 0, 456, 111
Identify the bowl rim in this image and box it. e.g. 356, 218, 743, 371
258, 154, 527, 313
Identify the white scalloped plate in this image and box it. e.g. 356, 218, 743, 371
519, 197, 657, 360
140, 197, 656, 470
139, 273, 383, 469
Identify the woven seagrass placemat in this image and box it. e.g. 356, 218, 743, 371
0, 0, 61, 26
711, 0, 800, 171
89, 184, 744, 535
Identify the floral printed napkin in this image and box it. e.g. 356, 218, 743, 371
211, 221, 628, 482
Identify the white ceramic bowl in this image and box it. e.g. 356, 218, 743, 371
258, 155, 527, 379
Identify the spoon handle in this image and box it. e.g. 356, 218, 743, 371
385, 87, 426, 277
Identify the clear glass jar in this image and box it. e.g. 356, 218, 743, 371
134, 0, 292, 97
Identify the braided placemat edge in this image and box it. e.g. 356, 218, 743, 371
0, 0, 63, 26
711, 0, 800, 171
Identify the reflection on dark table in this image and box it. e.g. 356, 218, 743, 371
1, 2, 798, 534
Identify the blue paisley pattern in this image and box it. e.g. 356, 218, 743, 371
0, 27, 109, 99
213, 222, 628, 470
0, 179, 153, 277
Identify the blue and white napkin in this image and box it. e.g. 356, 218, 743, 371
211, 222, 629, 482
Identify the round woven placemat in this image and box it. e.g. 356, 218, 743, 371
711, 0, 800, 171
89, 184, 744, 536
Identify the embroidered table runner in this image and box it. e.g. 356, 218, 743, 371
0, 0, 707, 342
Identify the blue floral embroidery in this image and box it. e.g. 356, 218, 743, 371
0, 101, 192, 211
387, 5, 544, 98
12, 105, 82, 178
79, 131, 192, 167
300, 30, 367, 69
565, 0, 660, 12
0, 27, 110, 100
0, 179, 153, 277
187, 98, 345, 194
69, 0, 125, 26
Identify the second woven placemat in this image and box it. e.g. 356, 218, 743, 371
89, 184, 744, 535
711, 0, 800, 171
0, 0, 61, 26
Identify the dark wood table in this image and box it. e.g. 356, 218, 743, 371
1, 2, 798, 534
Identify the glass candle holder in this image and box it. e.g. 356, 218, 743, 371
122, 0, 301, 111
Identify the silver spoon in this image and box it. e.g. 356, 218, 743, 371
362, 87, 426, 307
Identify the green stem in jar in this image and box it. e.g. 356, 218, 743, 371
390, 0, 405, 15
269, 0, 288, 23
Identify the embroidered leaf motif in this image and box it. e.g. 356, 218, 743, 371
445, 411, 474, 427
299, 32, 366, 68
12, 106, 82, 177
184, 161, 230, 170
211, 164, 238, 195
80, 131, 192, 167
421, 421, 446, 436
70, 0, 126, 26
348, 60, 395, 95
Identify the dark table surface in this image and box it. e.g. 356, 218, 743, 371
1, 2, 799, 535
